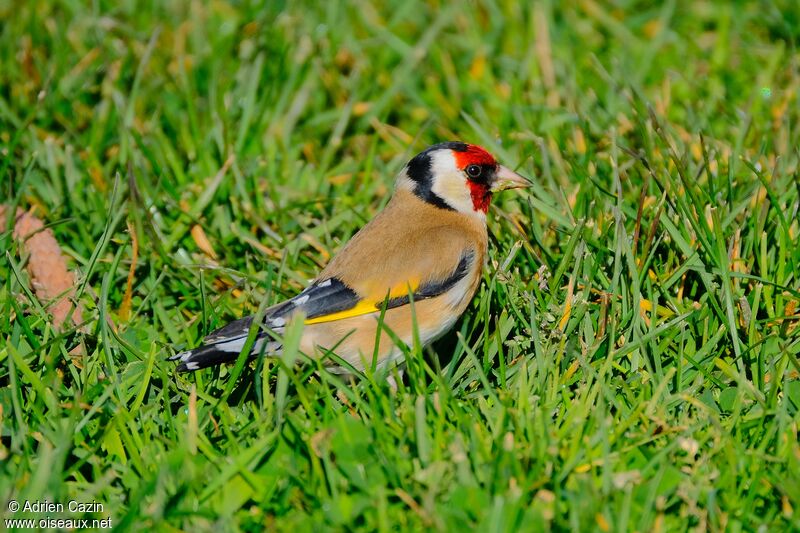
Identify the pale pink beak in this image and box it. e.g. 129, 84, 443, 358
491, 165, 532, 192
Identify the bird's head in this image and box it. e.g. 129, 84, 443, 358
397, 142, 530, 217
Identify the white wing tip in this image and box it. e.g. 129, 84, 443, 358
169, 350, 193, 362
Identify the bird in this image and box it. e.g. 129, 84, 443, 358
171, 141, 530, 376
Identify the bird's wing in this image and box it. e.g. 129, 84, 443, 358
199, 277, 361, 343
200, 242, 474, 345
203, 191, 485, 338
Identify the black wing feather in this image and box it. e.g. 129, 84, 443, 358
264, 277, 361, 326
202, 316, 254, 344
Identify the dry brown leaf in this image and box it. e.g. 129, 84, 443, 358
190, 224, 218, 259
1, 205, 83, 328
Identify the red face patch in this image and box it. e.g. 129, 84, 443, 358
453, 144, 497, 213
452, 144, 497, 169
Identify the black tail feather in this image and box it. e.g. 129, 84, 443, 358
170, 335, 280, 373
172, 343, 243, 372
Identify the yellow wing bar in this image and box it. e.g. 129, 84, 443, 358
304, 280, 419, 325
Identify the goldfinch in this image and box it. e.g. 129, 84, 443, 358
172, 142, 530, 374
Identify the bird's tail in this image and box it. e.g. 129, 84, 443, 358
169, 335, 280, 372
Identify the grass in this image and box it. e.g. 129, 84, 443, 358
1, 0, 799, 530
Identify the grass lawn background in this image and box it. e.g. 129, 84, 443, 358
2, 0, 799, 530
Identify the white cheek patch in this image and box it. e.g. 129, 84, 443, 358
428, 151, 476, 214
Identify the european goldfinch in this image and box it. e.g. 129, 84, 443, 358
172, 142, 530, 374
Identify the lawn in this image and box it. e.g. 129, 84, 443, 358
1, 1, 799, 531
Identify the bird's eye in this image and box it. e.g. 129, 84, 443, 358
466, 164, 482, 179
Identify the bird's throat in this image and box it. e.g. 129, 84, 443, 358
468, 181, 492, 213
